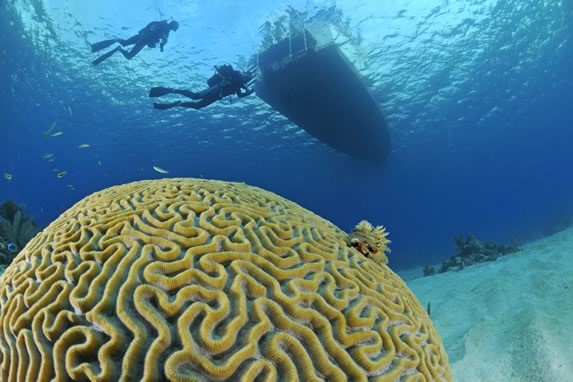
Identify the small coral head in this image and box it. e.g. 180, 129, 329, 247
347, 220, 391, 265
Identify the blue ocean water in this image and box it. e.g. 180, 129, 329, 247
1, 0, 572, 271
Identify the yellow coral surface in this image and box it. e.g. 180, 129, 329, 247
0, 178, 451, 381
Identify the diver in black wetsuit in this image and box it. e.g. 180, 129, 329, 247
91, 20, 179, 65
149, 64, 256, 110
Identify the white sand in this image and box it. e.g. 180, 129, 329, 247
405, 227, 573, 381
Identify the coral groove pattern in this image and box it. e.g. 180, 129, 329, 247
0, 178, 451, 381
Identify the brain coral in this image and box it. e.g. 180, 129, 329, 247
0, 178, 451, 381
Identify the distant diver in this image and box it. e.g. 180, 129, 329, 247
91, 19, 179, 65
149, 64, 256, 110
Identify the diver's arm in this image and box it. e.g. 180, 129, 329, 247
236, 86, 254, 98
158, 21, 171, 51
159, 31, 169, 51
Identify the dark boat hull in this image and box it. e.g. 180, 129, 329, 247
256, 36, 391, 164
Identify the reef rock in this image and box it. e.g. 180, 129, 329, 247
0, 200, 39, 265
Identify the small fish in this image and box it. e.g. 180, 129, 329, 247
51, 131, 64, 137
57, 171, 67, 178
78, 144, 91, 148
68, 106, 73, 117
52, 168, 59, 172
42, 153, 54, 159
42, 121, 57, 136
153, 166, 169, 174
97, 160, 102, 166
3, 173, 13, 181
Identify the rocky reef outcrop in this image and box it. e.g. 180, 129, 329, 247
424, 233, 520, 276
0, 200, 40, 265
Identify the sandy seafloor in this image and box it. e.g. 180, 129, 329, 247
401, 227, 573, 381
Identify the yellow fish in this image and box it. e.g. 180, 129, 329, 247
51, 131, 64, 137
57, 171, 67, 178
153, 166, 169, 174
78, 144, 91, 148
3, 173, 13, 181
42, 121, 57, 136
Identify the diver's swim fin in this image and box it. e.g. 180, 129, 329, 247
90, 39, 119, 53
149, 87, 174, 97
92, 47, 119, 66
153, 101, 181, 110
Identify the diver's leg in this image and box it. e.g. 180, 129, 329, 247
117, 35, 139, 47
116, 43, 146, 60
154, 86, 217, 100
154, 93, 219, 110
179, 95, 218, 110
172, 89, 202, 100
178, 101, 202, 110
92, 46, 121, 65
153, 101, 181, 110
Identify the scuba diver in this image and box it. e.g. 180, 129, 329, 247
149, 64, 256, 110
91, 19, 179, 65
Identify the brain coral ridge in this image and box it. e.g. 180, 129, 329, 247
0, 178, 451, 382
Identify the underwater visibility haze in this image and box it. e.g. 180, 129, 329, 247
2, 1, 573, 381
1, 0, 573, 269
